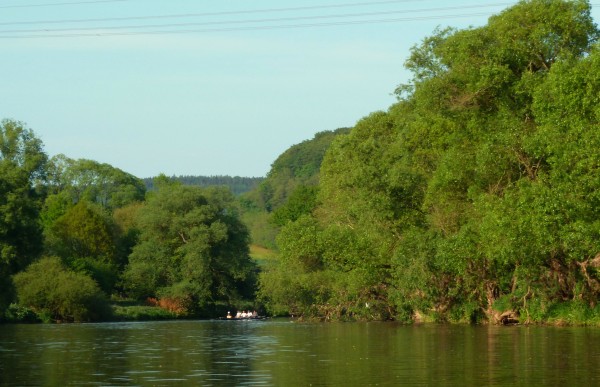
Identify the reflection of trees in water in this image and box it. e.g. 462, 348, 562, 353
202, 321, 274, 384
3, 322, 600, 385
0, 324, 132, 385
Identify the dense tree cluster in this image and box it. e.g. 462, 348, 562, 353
124, 182, 257, 316
259, 0, 600, 324
0, 124, 256, 322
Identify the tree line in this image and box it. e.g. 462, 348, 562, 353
257, 0, 600, 324
143, 175, 263, 196
0, 130, 257, 322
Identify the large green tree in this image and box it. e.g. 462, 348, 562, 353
44, 200, 121, 294
0, 119, 47, 316
124, 183, 257, 316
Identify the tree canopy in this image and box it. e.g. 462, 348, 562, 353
259, 0, 600, 323
124, 183, 258, 315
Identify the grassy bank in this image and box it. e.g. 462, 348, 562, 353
110, 300, 178, 321
250, 244, 278, 267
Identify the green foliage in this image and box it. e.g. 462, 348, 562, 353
43, 201, 121, 293
258, 0, 600, 324
143, 175, 263, 196
0, 119, 47, 316
12, 257, 111, 322
112, 202, 144, 263
111, 304, 177, 321
45, 201, 117, 262
45, 154, 146, 211
4, 303, 39, 323
543, 300, 600, 326
124, 184, 258, 316
239, 128, 349, 249
241, 210, 279, 249
271, 185, 319, 226
391, 0, 599, 323
258, 127, 350, 212
37, 156, 147, 300
259, 213, 393, 320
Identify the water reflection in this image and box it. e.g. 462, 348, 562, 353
1, 321, 600, 386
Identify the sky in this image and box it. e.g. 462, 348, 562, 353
1, 0, 599, 178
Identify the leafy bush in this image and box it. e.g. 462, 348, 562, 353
492, 295, 513, 312
12, 257, 111, 322
111, 304, 176, 321
67, 256, 119, 295
4, 303, 39, 323
545, 300, 595, 326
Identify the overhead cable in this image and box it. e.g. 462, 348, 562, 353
0, 3, 515, 34
0, 11, 499, 39
0, 0, 494, 25
0, 0, 128, 9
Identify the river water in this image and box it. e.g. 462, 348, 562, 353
1, 320, 599, 386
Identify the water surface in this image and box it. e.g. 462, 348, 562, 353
1, 320, 599, 386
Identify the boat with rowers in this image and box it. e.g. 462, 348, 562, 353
224, 310, 267, 320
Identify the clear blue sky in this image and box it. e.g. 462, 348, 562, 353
1, 0, 598, 178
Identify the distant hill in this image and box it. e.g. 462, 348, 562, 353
239, 127, 351, 249
257, 127, 351, 211
143, 175, 264, 195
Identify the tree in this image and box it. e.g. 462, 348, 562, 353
124, 184, 257, 316
13, 256, 110, 322
45, 154, 145, 211
0, 119, 47, 317
44, 200, 120, 293
271, 185, 319, 226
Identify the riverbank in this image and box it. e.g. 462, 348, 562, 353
2, 300, 178, 323
5, 297, 600, 326
110, 300, 178, 321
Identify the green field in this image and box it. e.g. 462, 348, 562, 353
250, 244, 278, 267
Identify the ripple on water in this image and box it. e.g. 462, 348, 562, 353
124, 370, 161, 375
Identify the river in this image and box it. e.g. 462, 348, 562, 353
1, 320, 599, 386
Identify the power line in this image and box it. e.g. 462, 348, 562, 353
0, 1, 597, 39
0, 11, 501, 39
0, 0, 481, 25
0, 0, 128, 9
0, 3, 515, 35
